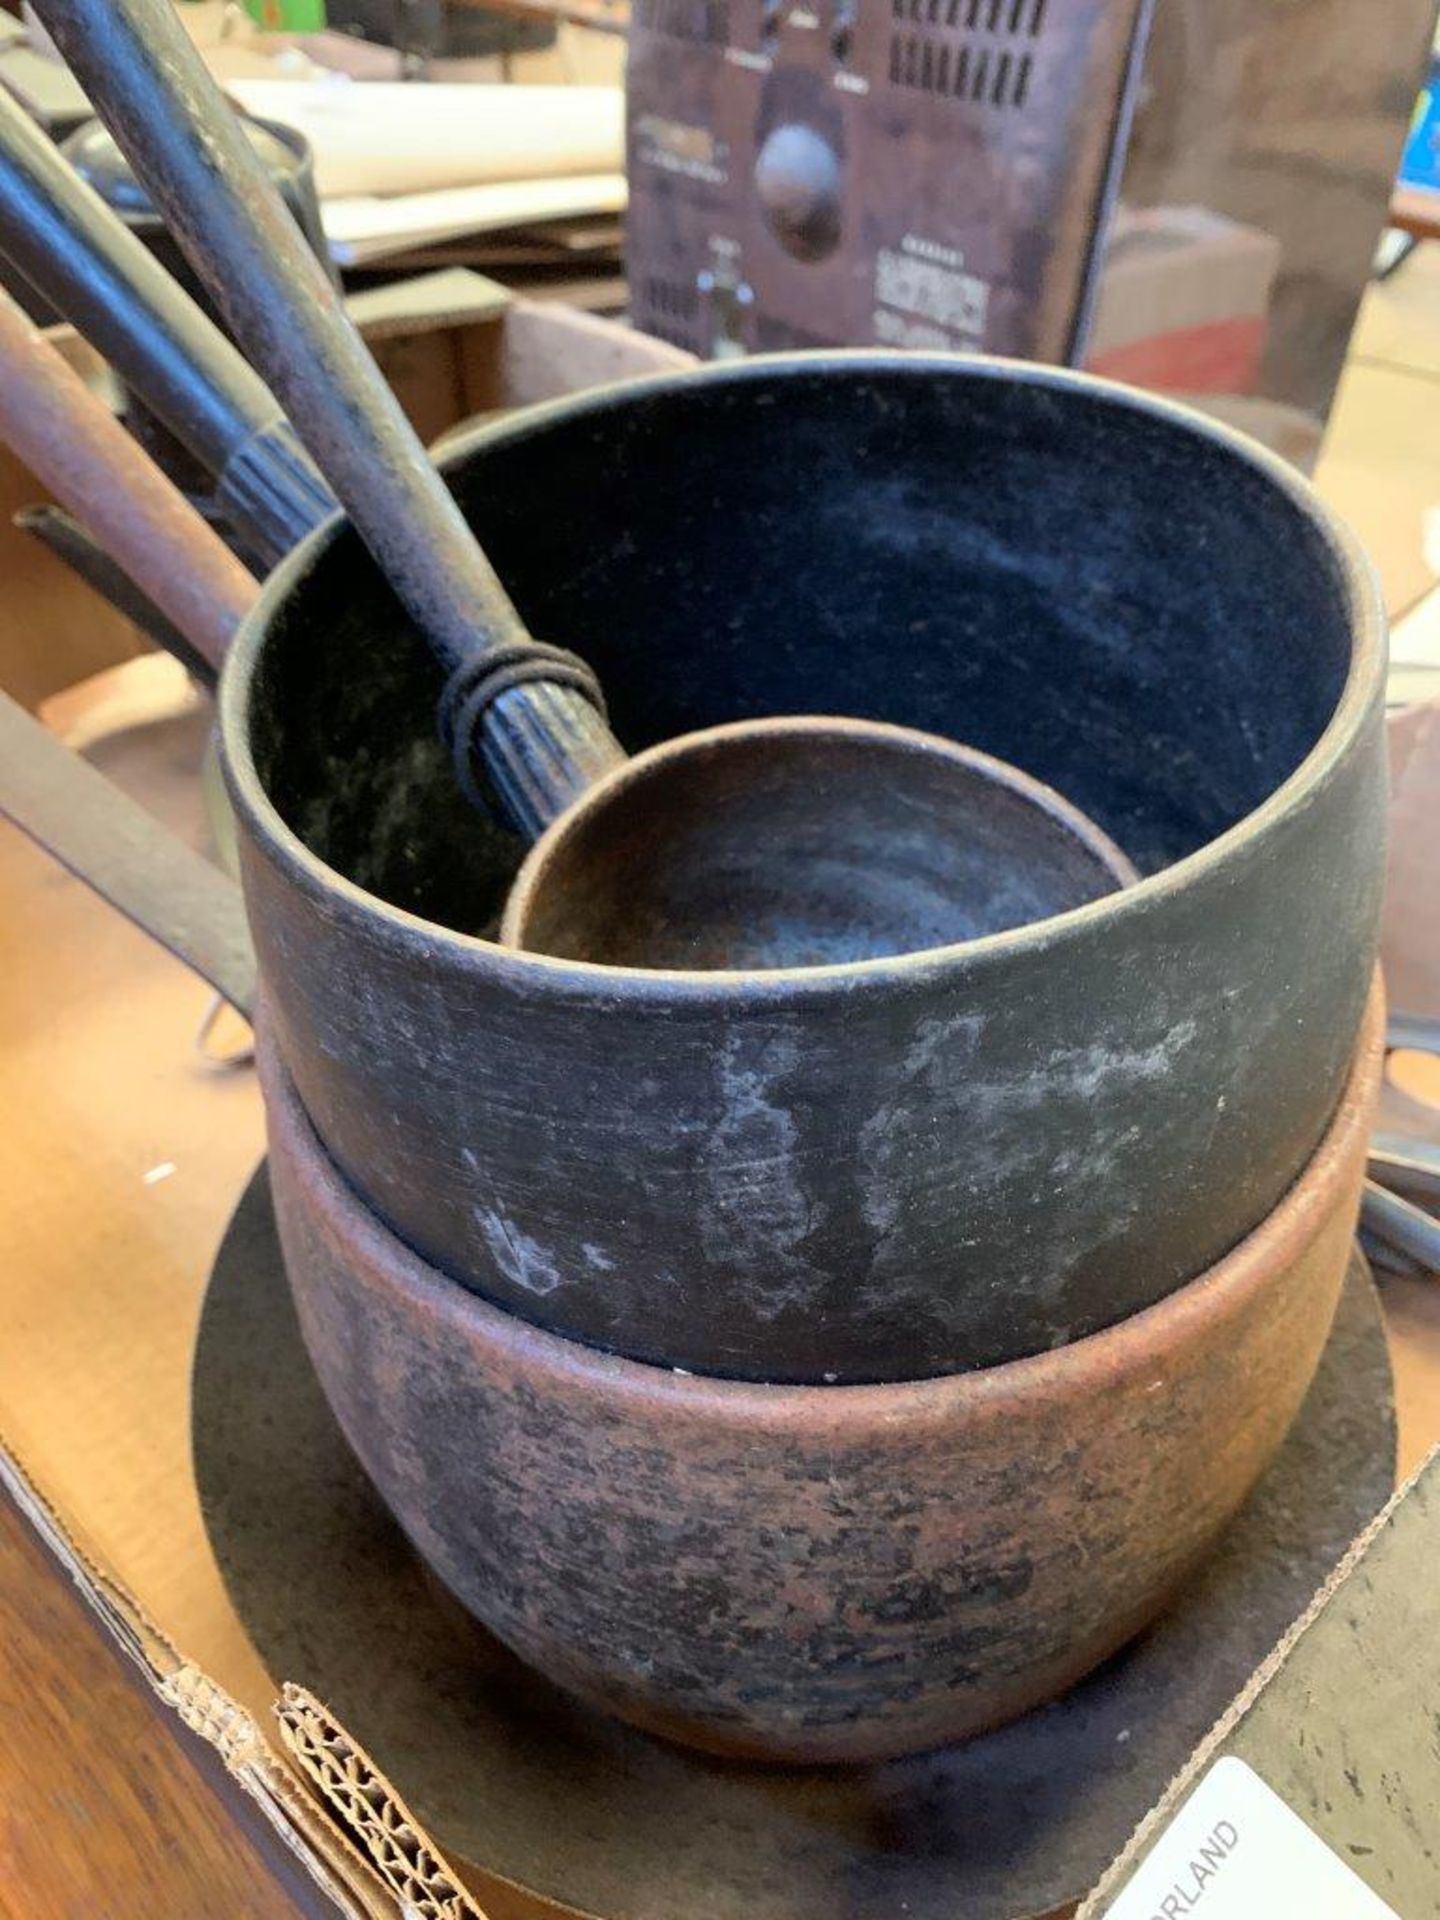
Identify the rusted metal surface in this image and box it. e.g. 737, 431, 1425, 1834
196, 1200, 1394, 1920
503, 714, 1138, 967
258, 980, 1382, 1767
0, 693, 257, 1014
0, 287, 256, 674
229, 356, 1386, 1385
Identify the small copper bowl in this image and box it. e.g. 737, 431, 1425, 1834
259, 982, 1381, 1766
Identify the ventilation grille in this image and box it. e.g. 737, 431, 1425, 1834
894, 0, 1047, 33
888, 0, 1045, 108
639, 275, 705, 350
635, 0, 730, 42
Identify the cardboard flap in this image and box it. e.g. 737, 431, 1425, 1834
278, 1685, 490, 1920
0, 1427, 403, 1920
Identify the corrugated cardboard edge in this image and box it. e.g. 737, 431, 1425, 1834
277, 1684, 487, 1920
1076, 1442, 1440, 1915
0, 1425, 479, 1920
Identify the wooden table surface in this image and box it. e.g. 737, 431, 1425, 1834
1391, 180, 1440, 243
1, 664, 1439, 1917
0, 1489, 329, 1919
0, 667, 316, 1918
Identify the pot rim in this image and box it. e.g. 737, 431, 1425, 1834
262, 973, 1382, 1425
223, 350, 1386, 1007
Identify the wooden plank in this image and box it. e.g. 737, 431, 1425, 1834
0, 1487, 331, 1919
1390, 181, 1440, 241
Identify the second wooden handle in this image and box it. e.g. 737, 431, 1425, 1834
0, 293, 257, 673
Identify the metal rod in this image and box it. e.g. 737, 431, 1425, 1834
0, 690, 255, 1014
1367, 1135, 1440, 1209
1361, 1178, 1440, 1276
1358, 1228, 1424, 1280
0, 84, 331, 566
1387, 1011, 1440, 1057
16, 505, 220, 689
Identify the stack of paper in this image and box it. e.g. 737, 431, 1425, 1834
316, 173, 626, 268
226, 76, 625, 267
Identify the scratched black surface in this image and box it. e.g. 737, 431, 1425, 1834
224, 361, 1386, 1391
1087, 1453, 1440, 1918
193, 1176, 1394, 1920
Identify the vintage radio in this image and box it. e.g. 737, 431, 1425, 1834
627, 0, 1437, 453
626, 0, 1151, 361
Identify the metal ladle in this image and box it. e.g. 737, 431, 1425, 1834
36, 0, 1135, 968
501, 715, 1135, 966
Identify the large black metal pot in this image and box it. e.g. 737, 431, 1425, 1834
224, 353, 1386, 1384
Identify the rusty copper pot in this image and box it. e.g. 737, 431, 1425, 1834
258, 979, 1382, 1767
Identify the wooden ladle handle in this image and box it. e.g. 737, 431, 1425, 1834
34, 0, 626, 838
0, 84, 331, 568
0, 287, 257, 674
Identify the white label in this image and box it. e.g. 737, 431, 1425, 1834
631, 115, 727, 186
1104, 1756, 1401, 1920
873, 245, 990, 342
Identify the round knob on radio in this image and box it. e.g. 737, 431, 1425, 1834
753, 123, 842, 261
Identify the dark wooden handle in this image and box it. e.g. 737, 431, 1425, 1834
0, 288, 258, 673
0, 85, 332, 568
32, 0, 625, 837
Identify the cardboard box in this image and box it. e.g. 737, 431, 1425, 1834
0, 275, 695, 1917
348, 266, 691, 446
1, 277, 1438, 1918
1079, 1450, 1440, 1918
0, 269, 691, 710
